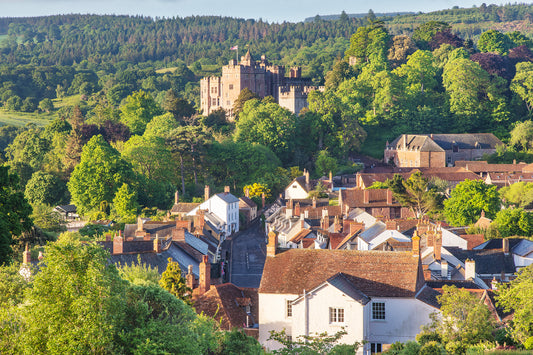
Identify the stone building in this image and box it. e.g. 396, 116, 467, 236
384, 134, 502, 168
200, 50, 322, 118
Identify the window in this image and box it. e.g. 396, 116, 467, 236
229, 84, 234, 90
370, 343, 382, 354
372, 302, 385, 320
286, 300, 292, 318
329, 307, 344, 323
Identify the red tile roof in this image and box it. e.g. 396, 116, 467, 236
193, 283, 258, 331
259, 249, 424, 297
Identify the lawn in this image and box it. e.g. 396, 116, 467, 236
0, 95, 83, 127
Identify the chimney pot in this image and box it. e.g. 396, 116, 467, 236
465, 259, 476, 280
175, 190, 179, 204
412, 231, 420, 257
113, 233, 124, 255
224, 185, 230, 193
245, 187, 250, 198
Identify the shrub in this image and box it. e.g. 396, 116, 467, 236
524, 336, 533, 350
419, 341, 445, 355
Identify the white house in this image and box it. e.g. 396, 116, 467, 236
258, 245, 437, 354
188, 186, 240, 237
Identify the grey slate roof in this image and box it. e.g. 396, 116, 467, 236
389, 133, 502, 151
215, 192, 240, 204
446, 247, 516, 274
474, 238, 533, 257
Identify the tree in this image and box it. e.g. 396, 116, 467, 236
325, 60, 355, 90
511, 62, 533, 115
388, 35, 418, 66
233, 88, 259, 118
478, 30, 511, 55
20, 240, 127, 353
162, 89, 195, 120
24, 171, 67, 206
38, 98, 54, 113
499, 181, 533, 207
120, 90, 162, 135
412, 21, 451, 49
218, 328, 264, 355
268, 328, 362, 355
497, 264, 533, 344
243, 182, 271, 202
443, 179, 500, 227
493, 208, 533, 237
434, 285, 494, 346
122, 135, 174, 183
235, 99, 297, 165
315, 149, 338, 177
113, 183, 139, 222
345, 24, 390, 67
159, 257, 192, 305
68, 135, 134, 216
0, 166, 32, 265
387, 172, 442, 218
394, 50, 438, 94
143, 112, 179, 139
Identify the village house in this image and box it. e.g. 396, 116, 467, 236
384, 133, 502, 168
258, 235, 438, 354
188, 185, 240, 238
239, 188, 258, 226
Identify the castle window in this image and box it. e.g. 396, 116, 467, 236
211, 98, 217, 106
229, 84, 234, 90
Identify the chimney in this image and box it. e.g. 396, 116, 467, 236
312, 197, 317, 208
199, 255, 211, 295
245, 187, 250, 198
172, 227, 185, 241
153, 234, 161, 253
434, 232, 442, 261
502, 238, 509, 255
412, 231, 420, 257
23, 244, 31, 264
175, 190, 179, 204
186, 265, 195, 290
304, 210, 309, 218
385, 220, 397, 230
195, 210, 205, 233
137, 216, 144, 232
321, 215, 329, 231
386, 189, 393, 205
334, 216, 342, 233
465, 259, 476, 280
267, 231, 278, 257
262, 192, 265, 208
305, 171, 310, 190
105, 234, 112, 242
113, 233, 124, 255
294, 203, 301, 216
441, 260, 449, 279
204, 185, 210, 201
491, 277, 498, 290
224, 185, 230, 194
481, 210, 485, 218
329, 171, 333, 182
364, 189, 370, 204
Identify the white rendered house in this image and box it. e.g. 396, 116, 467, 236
188, 189, 240, 237
258, 246, 438, 354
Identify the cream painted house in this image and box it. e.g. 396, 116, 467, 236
258, 247, 438, 354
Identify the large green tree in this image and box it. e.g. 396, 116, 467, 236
477, 30, 511, 55
388, 172, 443, 219
159, 257, 192, 305
511, 62, 533, 115
234, 98, 297, 165
443, 179, 500, 226
497, 264, 533, 344
120, 90, 162, 135
24, 171, 68, 206
0, 166, 32, 265
68, 135, 134, 216
493, 208, 533, 238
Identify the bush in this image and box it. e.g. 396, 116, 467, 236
419, 341, 445, 355
524, 336, 533, 350
401, 341, 422, 355
446, 340, 466, 355
416, 331, 442, 346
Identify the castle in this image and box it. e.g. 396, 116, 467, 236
200, 50, 323, 118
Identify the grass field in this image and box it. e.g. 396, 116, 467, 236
0, 95, 83, 127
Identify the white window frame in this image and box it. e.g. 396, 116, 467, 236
372, 302, 385, 320
286, 300, 292, 318
329, 307, 344, 324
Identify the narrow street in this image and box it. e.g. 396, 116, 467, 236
228, 219, 266, 288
